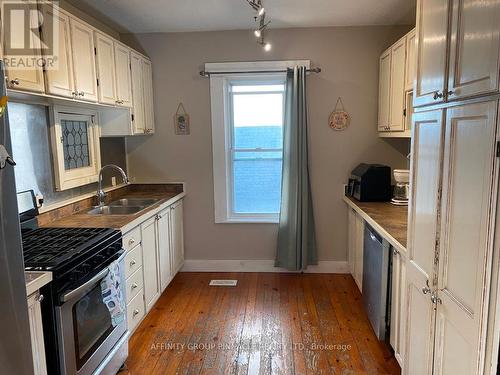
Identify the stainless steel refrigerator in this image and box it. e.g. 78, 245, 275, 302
0, 61, 35, 374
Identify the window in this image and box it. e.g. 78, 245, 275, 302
50, 106, 101, 191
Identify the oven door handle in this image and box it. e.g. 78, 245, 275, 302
61, 268, 109, 303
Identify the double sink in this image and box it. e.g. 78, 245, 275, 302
87, 198, 160, 216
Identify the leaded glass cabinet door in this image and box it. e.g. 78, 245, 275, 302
50, 107, 101, 190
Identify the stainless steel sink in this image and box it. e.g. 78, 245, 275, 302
108, 198, 160, 207
87, 205, 146, 215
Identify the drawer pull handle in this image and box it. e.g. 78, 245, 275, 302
10, 78, 20, 85
129, 238, 136, 245
133, 309, 140, 317
36, 294, 44, 302
131, 283, 138, 290
130, 259, 137, 266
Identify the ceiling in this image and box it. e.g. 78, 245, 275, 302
68, 0, 416, 34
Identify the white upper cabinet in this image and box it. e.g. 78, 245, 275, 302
114, 43, 133, 108
4, 0, 45, 93
447, 0, 500, 101
130, 52, 146, 134
142, 58, 155, 134
414, 0, 500, 107
405, 29, 416, 92
69, 17, 98, 102
378, 48, 392, 132
94, 32, 117, 105
42, 8, 75, 98
389, 36, 407, 132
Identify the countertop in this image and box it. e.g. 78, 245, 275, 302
42, 191, 185, 231
25, 271, 52, 296
343, 196, 408, 253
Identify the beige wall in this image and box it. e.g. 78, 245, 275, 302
123, 26, 411, 262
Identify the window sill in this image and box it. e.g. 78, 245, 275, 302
217, 218, 280, 224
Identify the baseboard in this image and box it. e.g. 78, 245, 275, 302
181, 259, 349, 274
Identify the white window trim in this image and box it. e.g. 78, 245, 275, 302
209, 60, 310, 224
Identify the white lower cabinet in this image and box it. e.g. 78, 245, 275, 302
122, 198, 184, 334
27, 291, 47, 375
390, 248, 407, 367
347, 208, 364, 292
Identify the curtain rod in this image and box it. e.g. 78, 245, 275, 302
199, 67, 321, 77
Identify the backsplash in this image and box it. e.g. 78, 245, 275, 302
8, 102, 127, 207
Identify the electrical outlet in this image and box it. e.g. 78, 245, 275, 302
111, 177, 116, 186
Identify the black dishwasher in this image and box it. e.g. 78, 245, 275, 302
362, 224, 391, 341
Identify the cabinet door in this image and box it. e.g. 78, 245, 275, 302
414, 0, 450, 107
70, 17, 98, 102
353, 212, 364, 292
348, 208, 356, 276
141, 217, 160, 312
433, 101, 498, 375
447, 0, 500, 101
142, 58, 155, 134
42, 9, 74, 98
389, 37, 407, 131
4, 0, 45, 92
390, 249, 407, 367
404, 109, 445, 375
114, 43, 133, 107
130, 52, 145, 134
94, 32, 116, 105
27, 293, 47, 375
170, 200, 184, 275
405, 29, 416, 92
378, 48, 392, 131
157, 208, 172, 291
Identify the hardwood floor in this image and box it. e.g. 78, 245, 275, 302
124, 273, 400, 375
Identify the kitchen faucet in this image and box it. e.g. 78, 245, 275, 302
96, 164, 129, 207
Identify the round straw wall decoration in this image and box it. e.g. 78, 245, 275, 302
329, 97, 350, 131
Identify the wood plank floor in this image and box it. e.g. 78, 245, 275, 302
123, 273, 400, 375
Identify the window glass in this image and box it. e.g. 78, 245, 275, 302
61, 119, 90, 170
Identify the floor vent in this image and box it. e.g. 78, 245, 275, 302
209, 280, 238, 286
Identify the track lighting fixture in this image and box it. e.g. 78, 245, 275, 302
246, 0, 272, 51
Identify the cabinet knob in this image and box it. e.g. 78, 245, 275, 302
130, 259, 137, 266
36, 294, 44, 302
393, 248, 399, 255
10, 78, 20, 86
78, 91, 85, 97
433, 91, 443, 100
446, 90, 454, 97
431, 294, 442, 305
128, 238, 136, 245
131, 283, 138, 290
133, 309, 140, 317
422, 286, 431, 295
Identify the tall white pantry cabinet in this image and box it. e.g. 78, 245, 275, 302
405, 0, 500, 374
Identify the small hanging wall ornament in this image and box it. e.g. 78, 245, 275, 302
329, 97, 350, 131
174, 103, 190, 135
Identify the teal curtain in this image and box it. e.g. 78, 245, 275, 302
275, 66, 317, 271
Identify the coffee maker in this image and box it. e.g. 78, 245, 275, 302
392, 169, 410, 206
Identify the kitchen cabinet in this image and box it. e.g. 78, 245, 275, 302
157, 208, 173, 291
130, 52, 146, 134
69, 17, 98, 102
405, 101, 498, 375
114, 43, 133, 107
414, 0, 500, 107
41, 8, 75, 98
389, 36, 407, 132
27, 291, 47, 375
390, 247, 406, 367
378, 48, 391, 132
94, 32, 117, 105
347, 207, 364, 292
142, 58, 155, 134
141, 215, 161, 312
170, 200, 185, 275
3, 0, 45, 93
378, 28, 415, 137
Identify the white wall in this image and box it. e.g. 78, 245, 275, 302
122, 26, 411, 263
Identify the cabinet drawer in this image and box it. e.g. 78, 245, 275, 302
127, 289, 145, 333
123, 226, 141, 252
126, 267, 144, 304
124, 245, 143, 277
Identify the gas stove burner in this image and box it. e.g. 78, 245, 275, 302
22, 227, 120, 270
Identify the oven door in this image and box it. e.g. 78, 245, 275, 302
56, 254, 127, 375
